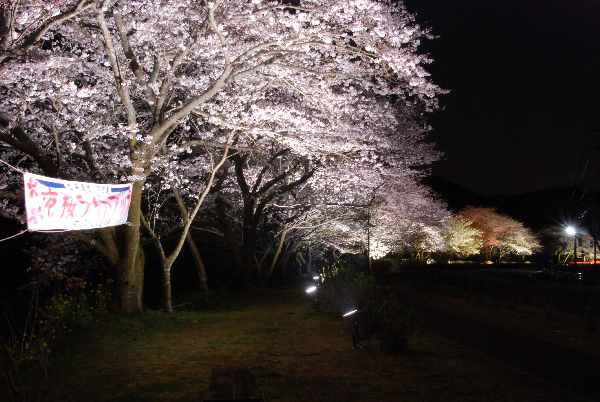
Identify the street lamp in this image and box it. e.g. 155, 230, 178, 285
566, 226, 577, 265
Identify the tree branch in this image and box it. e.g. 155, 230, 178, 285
0, 113, 59, 177
1, 0, 93, 64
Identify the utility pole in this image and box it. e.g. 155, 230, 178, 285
367, 208, 372, 272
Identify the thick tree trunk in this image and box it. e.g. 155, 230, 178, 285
112, 181, 145, 313
113, 239, 145, 313
240, 237, 257, 291
162, 265, 172, 314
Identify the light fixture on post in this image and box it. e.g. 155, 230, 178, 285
305, 286, 319, 308
342, 309, 370, 349
566, 226, 577, 265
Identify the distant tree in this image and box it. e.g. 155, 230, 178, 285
212, 147, 315, 290
369, 181, 449, 262
442, 215, 482, 259
494, 217, 542, 260
457, 206, 540, 261
307, 177, 450, 264
538, 227, 597, 263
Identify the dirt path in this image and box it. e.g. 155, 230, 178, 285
410, 301, 600, 401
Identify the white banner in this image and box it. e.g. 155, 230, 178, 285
24, 173, 132, 231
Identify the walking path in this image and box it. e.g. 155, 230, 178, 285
412, 302, 600, 401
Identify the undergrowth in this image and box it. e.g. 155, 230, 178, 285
317, 260, 414, 353
0, 258, 110, 402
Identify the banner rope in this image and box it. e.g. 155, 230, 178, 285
0, 160, 26, 241
0, 159, 25, 174
0, 229, 27, 242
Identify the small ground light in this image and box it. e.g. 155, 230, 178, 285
342, 310, 370, 349
305, 285, 319, 308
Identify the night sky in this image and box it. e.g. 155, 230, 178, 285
403, 0, 600, 196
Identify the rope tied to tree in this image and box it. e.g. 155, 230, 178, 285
0, 229, 27, 242
0, 158, 25, 174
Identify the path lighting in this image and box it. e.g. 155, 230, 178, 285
305, 285, 319, 308
342, 310, 370, 349
312, 275, 321, 286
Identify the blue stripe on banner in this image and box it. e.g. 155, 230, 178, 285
111, 186, 130, 193
37, 179, 66, 189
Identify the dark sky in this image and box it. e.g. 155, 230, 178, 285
403, 0, 600, 195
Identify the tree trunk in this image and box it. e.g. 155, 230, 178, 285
112, 181, 145, 313
240, 237, 257, 291
216, 199, 245, 290
145, 224, 172, 314
262, 225, 290, 287
254, 254, 264, 286
186, 233, 210, 304
163, 264, 172, 314
172, 185, 210, 304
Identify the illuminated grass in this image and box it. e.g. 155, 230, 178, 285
17, 285, 583, 401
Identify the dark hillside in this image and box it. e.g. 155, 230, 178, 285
423, 176, 600, 232
421, 176, 491, 212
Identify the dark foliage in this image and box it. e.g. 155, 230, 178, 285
317, 261, 414, 353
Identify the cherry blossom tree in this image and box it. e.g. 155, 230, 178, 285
457, 206, 541, 261
442, 215, 482, 259
303, 176, 450, 265
0, 0, 443, 312
367, 178, 449, 262
210, 146, 315, 290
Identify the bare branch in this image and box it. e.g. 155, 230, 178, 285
7, 0, 94, 58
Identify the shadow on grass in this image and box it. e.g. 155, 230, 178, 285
2, 283, 586, 402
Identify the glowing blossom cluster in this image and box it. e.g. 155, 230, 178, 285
1, 0, 441, 183
0, 0, 445, 310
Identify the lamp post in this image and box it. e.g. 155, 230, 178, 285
566, 226, 577, 265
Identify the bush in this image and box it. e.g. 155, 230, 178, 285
318, 260, 376, 314
318, 260, 413, 353
371, 259, 394, 273
368, 292, 413, 353
395, 259, 423, 270
0, 259, 110, 401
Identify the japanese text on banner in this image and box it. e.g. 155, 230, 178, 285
24, 173, 132, 231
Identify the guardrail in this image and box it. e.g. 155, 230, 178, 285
542, 264, 600, 284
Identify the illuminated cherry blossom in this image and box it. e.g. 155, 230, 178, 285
1, 0, 443, 311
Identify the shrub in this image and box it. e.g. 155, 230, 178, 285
318, 260, 374, 314
371, 258, 394, 273
318, 260, 413, 353
0, 259, 110, 401
367, 292, 413, 353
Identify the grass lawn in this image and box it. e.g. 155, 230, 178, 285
5, 282, 585, 401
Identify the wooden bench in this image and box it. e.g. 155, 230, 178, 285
204, 367, 260, 401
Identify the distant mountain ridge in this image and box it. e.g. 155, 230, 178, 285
422, 176, 600, 233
